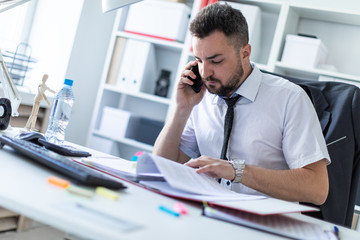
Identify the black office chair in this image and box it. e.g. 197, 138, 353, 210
266, 72, 360, 228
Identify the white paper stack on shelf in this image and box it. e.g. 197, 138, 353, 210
116, 39, 157, 93
124, 0, 191, 42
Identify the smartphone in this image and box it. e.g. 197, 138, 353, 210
38, 138, 92, 157
187, 65, 203, 93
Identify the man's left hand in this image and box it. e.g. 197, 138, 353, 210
185, 156, 235, 180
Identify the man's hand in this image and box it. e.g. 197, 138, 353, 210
185, 155, 235, 180
176, 61, 206, 109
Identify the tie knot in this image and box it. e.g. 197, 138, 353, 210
224, 95, 241, 108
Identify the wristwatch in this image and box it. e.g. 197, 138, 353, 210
229, 159, 245, 183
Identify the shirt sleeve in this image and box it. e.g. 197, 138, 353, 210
282, 90, 331, 169
179, 114, 201, 159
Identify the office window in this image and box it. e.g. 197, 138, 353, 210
0, 1, 36, 52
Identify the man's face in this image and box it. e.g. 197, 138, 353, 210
192, 31, 245, 97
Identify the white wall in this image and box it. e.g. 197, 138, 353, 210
64, 0, 116, 145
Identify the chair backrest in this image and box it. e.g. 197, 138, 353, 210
284, 75, 360, 228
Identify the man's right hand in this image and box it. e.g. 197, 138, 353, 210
176, 61, 206, 110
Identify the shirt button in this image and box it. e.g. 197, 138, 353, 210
226, 181, 230, 186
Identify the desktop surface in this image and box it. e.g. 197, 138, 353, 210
0, 131, 360, 239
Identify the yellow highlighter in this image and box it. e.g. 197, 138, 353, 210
67, 185, 94, 199
95, 186, 119, 200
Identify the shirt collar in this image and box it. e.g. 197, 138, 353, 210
210, 64, 262, 105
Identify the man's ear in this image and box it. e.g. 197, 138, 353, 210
241, 44, 251, 60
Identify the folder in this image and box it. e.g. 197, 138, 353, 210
116, 39, 136, 90
116, 39, 157, 93
203, 205, 336, 240
106, 37, 127, 86
79, 152, 319, 215
126, 40, 157, 93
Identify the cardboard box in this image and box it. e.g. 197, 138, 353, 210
281, 34, 328, 68
124, 0, 191, 42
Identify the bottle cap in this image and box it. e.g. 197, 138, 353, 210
64, 79, 73, 86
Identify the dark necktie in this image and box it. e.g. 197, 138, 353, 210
220, 95, 241, 160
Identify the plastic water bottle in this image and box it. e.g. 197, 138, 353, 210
45, 79, 74, 144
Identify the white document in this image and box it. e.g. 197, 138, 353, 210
81, 157, 163, 181
137, 152, 243, 197
137, 153, 319, 215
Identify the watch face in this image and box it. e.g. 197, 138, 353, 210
231, 159, 245, 170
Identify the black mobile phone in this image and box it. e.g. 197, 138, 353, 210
38, 138, 92, 157
187, 65, 203, 93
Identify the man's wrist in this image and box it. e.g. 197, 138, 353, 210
229, 159, 245, 183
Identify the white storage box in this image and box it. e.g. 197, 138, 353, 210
281, 34, 328, 68
88, 136, 120, 156
99, 107, 139, 139
124, 0, 191, 42
222, 2, 262, 62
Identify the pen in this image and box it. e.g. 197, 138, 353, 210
159, 205, 180, 217
333, 226, 340, 239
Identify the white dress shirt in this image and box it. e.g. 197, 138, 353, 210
179, 65, 330, 195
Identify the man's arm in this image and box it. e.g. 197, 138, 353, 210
153, 61, 205, 163
185, 156, 329, 205
153, 107, 192, 163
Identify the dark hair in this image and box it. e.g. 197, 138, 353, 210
189, 3, 249, 50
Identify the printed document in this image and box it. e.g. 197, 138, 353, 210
137, 152, 259, 199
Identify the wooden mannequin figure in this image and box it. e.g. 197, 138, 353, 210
25, 74, 56, 131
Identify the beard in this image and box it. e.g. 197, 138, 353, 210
204, 60, 244, 97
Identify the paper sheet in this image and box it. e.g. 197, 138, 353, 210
137, 153, 264, 199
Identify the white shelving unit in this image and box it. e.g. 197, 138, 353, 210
87, 0, 198, 160
87, 0, 360, 160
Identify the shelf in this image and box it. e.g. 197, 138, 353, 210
275, 61, 360, 82
104, 84, 171, 105
116, 31, 185, 51
93, 130, 153, 152
289, 4, 360, 26
89, 0, 360, 160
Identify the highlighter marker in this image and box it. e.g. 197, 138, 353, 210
47, 176, 70, 189
173, 202, 188, 215
159, 205, 180, 217
67, 185, 94, 198
95, 186, 119, 200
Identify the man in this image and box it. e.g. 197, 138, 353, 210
153, 3, 330, 205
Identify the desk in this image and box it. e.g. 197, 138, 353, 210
0, 138, 359, 239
